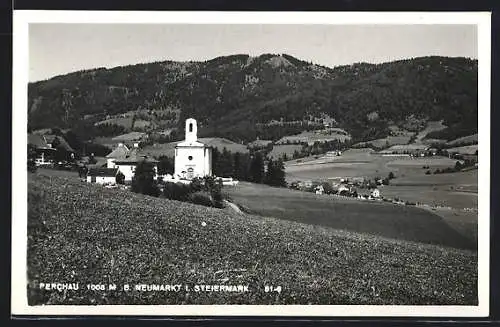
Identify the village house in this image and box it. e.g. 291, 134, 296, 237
174, 118, 212, 180
371, 188, 381, 199
315, 184, 324, 195
86, 167, 119, 185
28, 133, 75, 165
105, 143, 158, 182
28, 134, 56, 166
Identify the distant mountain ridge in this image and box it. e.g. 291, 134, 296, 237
28, 54, 478, 143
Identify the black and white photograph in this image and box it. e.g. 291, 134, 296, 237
12, 11, 490, 316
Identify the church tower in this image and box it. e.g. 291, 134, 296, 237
174, 118, 212, 180
185, 118, 198, 144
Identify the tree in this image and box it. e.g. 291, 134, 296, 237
131, 160, 160, 196
232, 152, 246, 180
218, 147, 234, 177
88, 153, 97, 165
249, 152, 265, 183
211, 147, 221, 176
116, 171, 125, 184
321, 181, 334, 194
265, 158, 286, 187
157, 156, 174, 175
388, 171, 395, 179
64, 130, 83, 156
78, 165, 88, 178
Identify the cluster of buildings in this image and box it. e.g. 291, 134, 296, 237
290, 177, 382, 200
86, 118, 213, 185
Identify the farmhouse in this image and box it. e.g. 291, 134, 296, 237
28, 133, 75, 165
87, 168, 119, 185
174, 118, 212, 180
106, 143, 130, 168
28, 134, 56, 166
371, 188, 381, 199
106, 143, 158, 182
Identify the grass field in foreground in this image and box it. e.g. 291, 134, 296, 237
226, 183, 476, 250
27, 174, 477, 305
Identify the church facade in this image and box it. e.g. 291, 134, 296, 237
174, 118, 212, 180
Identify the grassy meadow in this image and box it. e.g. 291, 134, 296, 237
225, 182, 475, 250
28, 173, 477, 305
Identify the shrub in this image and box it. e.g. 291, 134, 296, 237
88, 155, 97, 165
189, 191, 214, 207
131, 160, 160, 197
210, 179, 224, 208
80, 165, 89, 178
161, 176, 225, 208
425, 170, 431, 175
28, 159, 37, 173
116, 172, 125, 184
162, 182, 192, 201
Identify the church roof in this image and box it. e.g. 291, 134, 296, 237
176, 140, 209, 148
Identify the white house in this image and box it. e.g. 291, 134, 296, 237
371, 188, 381, 199
105, 143, 158, 182
315, 185, 324, 195
106, 143, 130, 169
114, 151, 158, 182
174, 118, 212, 180
87, 167, 119, 185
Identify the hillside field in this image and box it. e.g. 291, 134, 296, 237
268, 144, 303, 159
225, 182, 475, 250
27, 173, 477, 305
285, 150, 458, 181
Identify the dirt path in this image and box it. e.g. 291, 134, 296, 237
224, 200, 243, 214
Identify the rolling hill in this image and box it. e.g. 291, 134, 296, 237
27, 173, 477, 305
28, 54, 478, 144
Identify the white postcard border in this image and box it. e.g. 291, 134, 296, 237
12, 10, 491, 317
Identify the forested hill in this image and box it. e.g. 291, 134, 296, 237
28, 54, 478, 143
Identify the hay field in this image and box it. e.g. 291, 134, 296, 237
447, 134, 478, 146
268, 144, 303, 159
27, 173, 477, 305
226, 182, 475, 250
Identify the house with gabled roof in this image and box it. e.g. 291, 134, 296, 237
106, 143, 130, 168
28, 134, 57, 166
105, 142, 158, 182
86, 167, 119, 185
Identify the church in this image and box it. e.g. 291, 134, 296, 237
174, 118, 212, 180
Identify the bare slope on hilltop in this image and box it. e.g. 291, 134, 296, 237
28, 174, 477, 305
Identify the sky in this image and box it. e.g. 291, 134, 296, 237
29, 24, 477, 82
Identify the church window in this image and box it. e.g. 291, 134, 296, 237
189, 123, 193, 132
188, 155, 193, 161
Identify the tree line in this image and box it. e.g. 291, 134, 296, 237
156, 147, 286, 187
